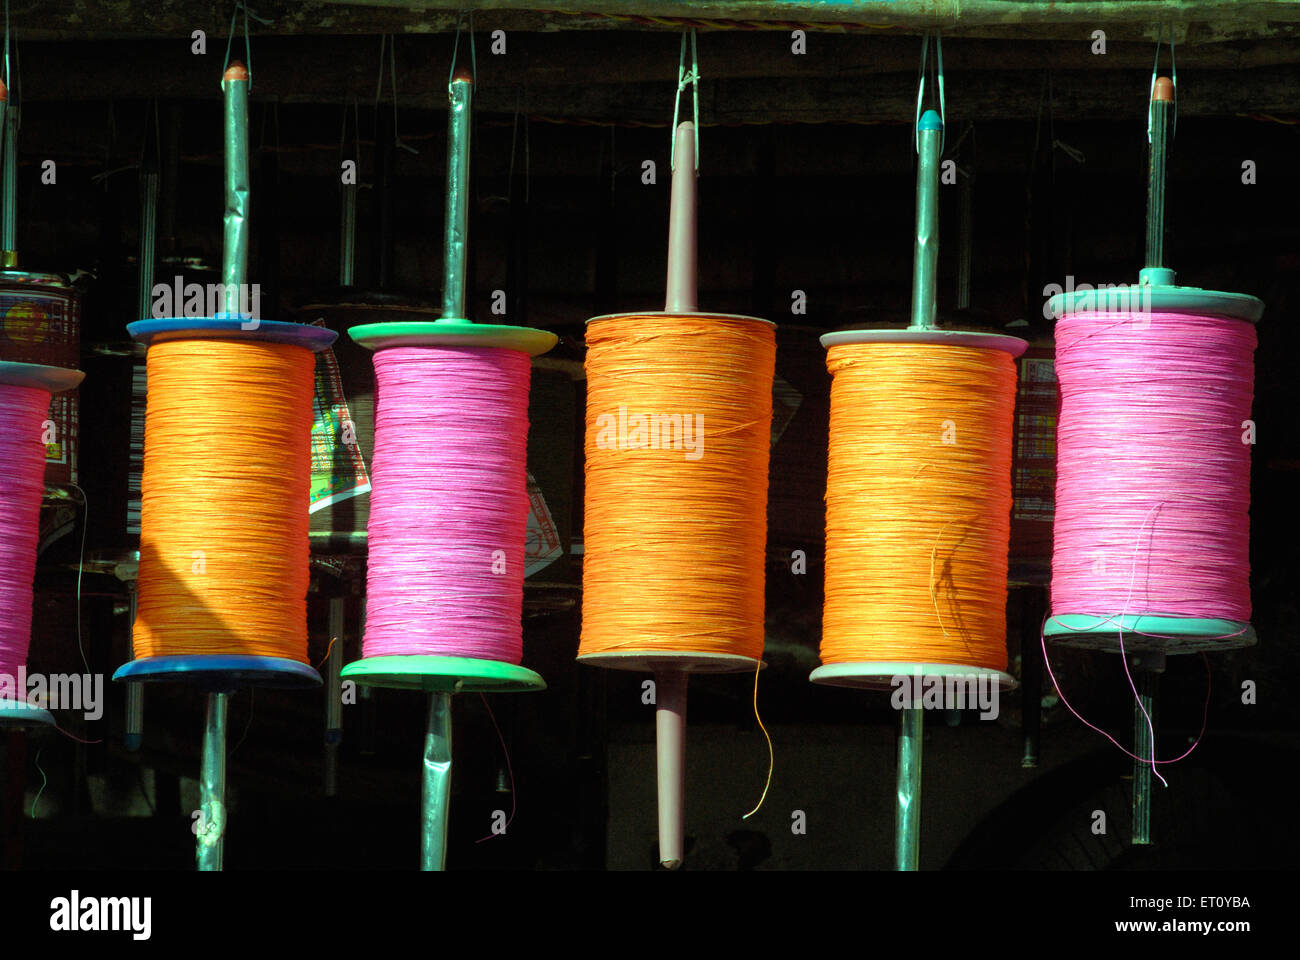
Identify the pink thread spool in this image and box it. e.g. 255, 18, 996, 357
363, 345, 532, 663
339, 320, 556, 692
0, 362, 84, 727
1045, 279, 1263, 654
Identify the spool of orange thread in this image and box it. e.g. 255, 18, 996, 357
581, 314, 774, 663
808, 98, 1025, 872
578, 120, 775, 870
115, 317, 336, 686
817, 339, 1020, 679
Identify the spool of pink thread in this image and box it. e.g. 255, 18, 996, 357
0, 362, 84, 727
1045, 285, 1262, 652
361, 346, 532, 663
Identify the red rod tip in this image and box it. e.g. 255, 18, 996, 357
451, 65, 473, 85
1152, 76, 1173, 102
224, 61, 250, 83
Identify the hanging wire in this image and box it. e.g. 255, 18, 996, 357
448, 9, 478, 88
1148, 23, 1178, 142
670, 29, 700, 172
150, 97, 162, 170
338, 95, 361, 174
375, 34, 419, 155
222, 2, 255, 90
915, 31, 946, 154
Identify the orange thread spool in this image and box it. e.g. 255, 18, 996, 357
821, 343, 1017, 671
580, 315, 775, 660
132, 339, 315, 662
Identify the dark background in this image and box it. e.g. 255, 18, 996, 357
2, 6, 1297, 870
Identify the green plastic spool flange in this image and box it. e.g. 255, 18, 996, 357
1046, 268, 1263, 323
350, 319, 557, 355
341, 655, 547, 693
1044, 613, 1256, 654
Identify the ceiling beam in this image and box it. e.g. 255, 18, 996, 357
7, 1, 1300, 43
15, 37, 1300, 123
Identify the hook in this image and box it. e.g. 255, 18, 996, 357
671, 29, 700, 173
222, 2, 255, 91
1149, 23, 1177, 143
448, 9, 478, 90
915, 31, 946, 155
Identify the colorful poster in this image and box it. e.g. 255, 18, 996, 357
308, 321, 370, 513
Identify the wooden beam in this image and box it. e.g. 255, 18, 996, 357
6, 0, 1300, 42
15, 37, 1300, 122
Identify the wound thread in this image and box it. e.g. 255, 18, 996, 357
821, 343, 1017, 671
132, 338, 315, 661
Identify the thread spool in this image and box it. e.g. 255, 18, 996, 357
340, 64, 560, 874
0, 361, 84, 727
364, 345, 530, 663
811, 329, 1025, 690
1045, 279, 1262, 653
341, 321, 556, 692
577, 118, 776, 871
0, 272, 81, 487
113, 317, 336, 688
579, 313, 776, 666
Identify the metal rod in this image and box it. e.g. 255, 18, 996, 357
1132, 668, 1159, 845
441, 68, 473, 320
655, 669, 687, 869
161, 104, 181, 254
375, 106, 395, 290
1020, 589, 1044, 769
125, 582, 143, 752
221, 62, 250, 313
0, 77, 8, 263
909, 111, 943, 331
197, 692, 229, 872
420, 691, 453, 870
137, 170, 158, 322
1145, 77, 1173, 270
895, 707, 923, 871
2, 96, 17, 266
339, 170, 356, 287
324, 597, 344, 797
664, 121, 698, 314
956, 166, 973, 311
